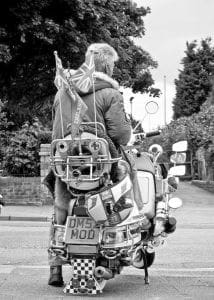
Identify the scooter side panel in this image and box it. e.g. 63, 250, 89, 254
137, 171, 156, 219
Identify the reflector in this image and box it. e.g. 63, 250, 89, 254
168, 197, 183, 209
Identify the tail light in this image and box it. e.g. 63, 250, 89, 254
102, 226, 128, 245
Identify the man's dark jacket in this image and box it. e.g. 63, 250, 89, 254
52, 71, 131, 146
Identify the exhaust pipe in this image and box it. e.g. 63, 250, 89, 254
94, 266, 113, 280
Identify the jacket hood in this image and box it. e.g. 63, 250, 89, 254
80, 72, 119, 96
64, 69, 119, 96
93, 72, 119, 90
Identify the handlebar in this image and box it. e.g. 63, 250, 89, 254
134, 130, 161, 140
145, 130, 161, 138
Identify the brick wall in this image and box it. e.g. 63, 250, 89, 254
1, 144, 53, 205
1, 176, 50, 205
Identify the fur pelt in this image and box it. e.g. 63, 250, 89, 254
94, 71, 119, 90
64, 69, 119, 90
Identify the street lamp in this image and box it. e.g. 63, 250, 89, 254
129, 96, 134, 119
164, 75, 167, 125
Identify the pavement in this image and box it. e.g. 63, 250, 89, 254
0, 205, 53, 222
0, 181, 213, 223
0, 181, 214, 299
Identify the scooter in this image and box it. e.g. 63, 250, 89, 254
48, 124, 187, 295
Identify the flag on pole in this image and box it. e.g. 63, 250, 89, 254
53, 51, 88, 140
54, 51, 63, 69
70, 52, 95, 93
52, 86, 88, 140
54, 51, 65, 90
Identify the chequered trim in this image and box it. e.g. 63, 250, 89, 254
64, 258, 104, 294
73, 258, 94, 276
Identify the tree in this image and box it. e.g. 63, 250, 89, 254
0, 0, 159, 127
156, 100, 214, 156
173, 38, 214, 119
207, 77, 214, 105
3, 119, 51, 176
0, 99, 13, 165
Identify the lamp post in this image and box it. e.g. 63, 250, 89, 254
130, 96, 134, 120
164, 75, 167, 125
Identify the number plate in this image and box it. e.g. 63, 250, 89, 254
64, 217, 99, 245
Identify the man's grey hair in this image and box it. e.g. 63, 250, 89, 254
86, 43, 118, 76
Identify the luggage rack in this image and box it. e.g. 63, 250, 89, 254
50, 135, 121, 189
51, 155, 121, 181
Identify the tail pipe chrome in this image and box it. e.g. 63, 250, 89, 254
94, 266, 113, 280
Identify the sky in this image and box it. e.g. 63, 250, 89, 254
122, 0, 214, 131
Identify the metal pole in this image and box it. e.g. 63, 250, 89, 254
130, 97, 134, 119
164, 75, 166, 125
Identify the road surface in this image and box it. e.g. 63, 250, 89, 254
0, 181, 214, 299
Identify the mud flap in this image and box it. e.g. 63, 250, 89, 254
64, 258, 106, 294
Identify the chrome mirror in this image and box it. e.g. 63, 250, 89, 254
133, 101, 159, 132
145, 101, 159, 114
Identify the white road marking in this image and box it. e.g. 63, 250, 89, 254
134, 267, 214, 272
122, 267, 214, 276
0, 265, 15, 274
1, 265, 214, 276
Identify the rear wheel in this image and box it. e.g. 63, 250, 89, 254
132, 249, 155, 269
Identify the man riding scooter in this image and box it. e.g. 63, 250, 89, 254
46, 43, 149, 286
46, 43, 177, 286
